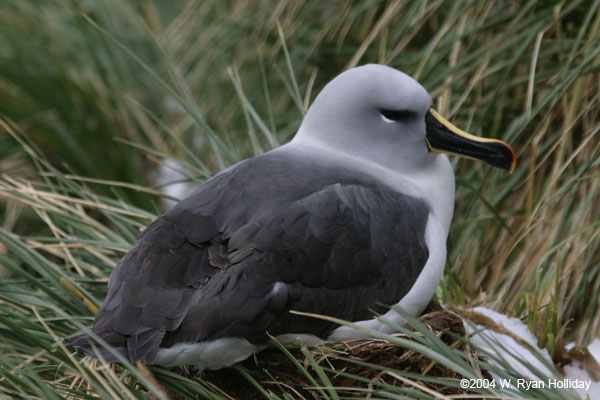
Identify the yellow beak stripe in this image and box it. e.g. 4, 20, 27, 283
426, 108, 516, 172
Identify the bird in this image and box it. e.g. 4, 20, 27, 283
64, 64, 516, 371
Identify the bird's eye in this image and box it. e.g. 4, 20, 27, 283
380, 109, 416, 123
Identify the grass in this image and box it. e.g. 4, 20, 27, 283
0, 0, 599, 398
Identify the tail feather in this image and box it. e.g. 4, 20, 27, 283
63, 330, 128, 363
63, 329, 164, 364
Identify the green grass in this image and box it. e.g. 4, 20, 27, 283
1, 0, 599, 398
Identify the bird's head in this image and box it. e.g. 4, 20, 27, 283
294, 64, 515, 173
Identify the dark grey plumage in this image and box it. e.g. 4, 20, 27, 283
64, 150, 429, 364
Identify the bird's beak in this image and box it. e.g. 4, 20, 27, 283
425, 108, 516, 172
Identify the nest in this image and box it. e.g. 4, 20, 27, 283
175, 306, 493, 399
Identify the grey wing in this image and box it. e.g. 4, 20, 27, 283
160, 182, 430, 348
64, 164, 430, 364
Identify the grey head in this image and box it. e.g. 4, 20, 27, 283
293, 64, 436, 173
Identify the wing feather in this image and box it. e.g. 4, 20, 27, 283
64, 152, 430, 364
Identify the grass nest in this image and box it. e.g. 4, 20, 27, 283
172, 306, 492, 399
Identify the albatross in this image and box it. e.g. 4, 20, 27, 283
64, 64, 516, 370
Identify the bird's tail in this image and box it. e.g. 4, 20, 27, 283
63, 329, 165, 364
63, 330, 128, 363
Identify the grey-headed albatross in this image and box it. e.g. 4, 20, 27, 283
64, 64, 515, 370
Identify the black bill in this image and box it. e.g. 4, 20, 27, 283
425, 108, 516, 172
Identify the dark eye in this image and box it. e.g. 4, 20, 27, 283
380, 109, 416, 122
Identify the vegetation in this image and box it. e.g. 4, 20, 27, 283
0, 0, 598, 398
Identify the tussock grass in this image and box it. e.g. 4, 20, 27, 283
1, 0, 599, 398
